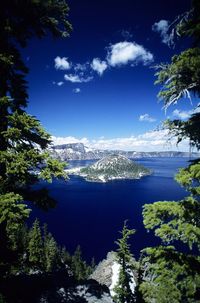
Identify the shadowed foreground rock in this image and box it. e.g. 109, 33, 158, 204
0, 270, 114, 303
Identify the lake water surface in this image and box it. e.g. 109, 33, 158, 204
31, 157, 190, 262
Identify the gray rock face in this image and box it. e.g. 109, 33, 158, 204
39, 280, 114, 303
90, 252, 137, 298
50, 143, 89, 160
90, 252, 116, 288
50, 143, 199, 161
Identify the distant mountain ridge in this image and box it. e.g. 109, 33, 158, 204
50, 143, 199, 161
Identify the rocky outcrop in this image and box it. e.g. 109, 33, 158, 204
90, 252, 137, 298
39, 280, 114, 303
0, 271, 114, 303
90, 252, 116, 288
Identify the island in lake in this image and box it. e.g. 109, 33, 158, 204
66, 154, 151, 182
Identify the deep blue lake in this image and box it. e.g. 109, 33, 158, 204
31, 157, 191, 263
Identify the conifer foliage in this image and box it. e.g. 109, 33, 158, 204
71, 245, 95, 281
9, 219, 61, 273
0, 1, 71, 275
43, 224, 60, 273
28, 219, 44, 269
3, 218, 93, 278
114, 221, 136, 303
140, 1, 200, 301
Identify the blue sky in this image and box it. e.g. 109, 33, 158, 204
23, 0, 196, 151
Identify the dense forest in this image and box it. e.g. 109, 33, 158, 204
0, 0, 199, 302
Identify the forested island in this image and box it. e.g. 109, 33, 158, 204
67, 155, 151, 182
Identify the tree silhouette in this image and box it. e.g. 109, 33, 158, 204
0, 0, 71, 275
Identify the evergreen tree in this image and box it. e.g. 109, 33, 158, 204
43, 225, 59, 272
71, 245, 88, 281
139, 246, 200, 303
140, 1, 200, 301
0, 293, 5, 303
28, 219, 44, 269
114, 221, 136, 303
10, 224, 29, 273
0, 0, 71, 274
90, 257, 96, 272
84, 257, 96, 277
60, 246, 72, 266
0, 193, 30, 274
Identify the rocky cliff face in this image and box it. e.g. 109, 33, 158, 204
90, 252, 116, 288
50, 143, 90, 160
90, 252, 137, 298
50, 143, 199, 161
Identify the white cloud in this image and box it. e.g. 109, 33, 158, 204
152, 20, 169, 44
64, 74, 93, 83
91, 58, 108, 76
74, 63, 89, 71
172, 107, 200, 120
54, 41, 153, 83
73, 88, 81, 93
107, 41, 153, 67
54, 56, 71, 70
51, 136, 89, 146
51, 129, 191, 152
172, 109, 190, 120
139, 114, 156, 122
52, 81, 64, 86
57, 81, 64, 86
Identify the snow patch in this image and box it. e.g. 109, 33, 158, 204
109, 262, 120, 297
65, 167, 82, 174
55, 149, 64, 154
97, 175, 106, 182
128, 268, 136, 294
57, 287, 66, 299
84, 146, 94, 152
109, 262, 136, 297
